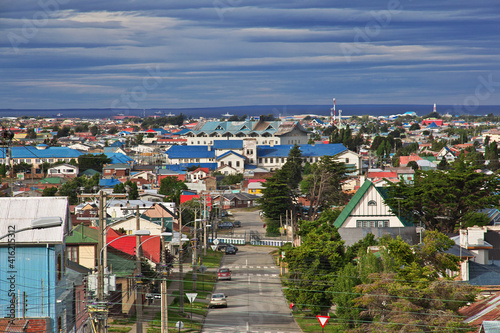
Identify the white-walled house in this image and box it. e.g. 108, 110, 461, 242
333, 180, 418, 246
47, 163, 79, 178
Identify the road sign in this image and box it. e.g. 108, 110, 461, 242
213, 239, 220, 245
211, 245, 217, 251
198, 265, 208, 274
176, 321, 184, 329
317, 315, 330, 328
186, 293, 198, 304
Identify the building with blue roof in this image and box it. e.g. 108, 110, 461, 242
165, 141, 361, 173
0, 145, 83, 176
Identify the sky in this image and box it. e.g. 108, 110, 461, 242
1, 0, 499, 110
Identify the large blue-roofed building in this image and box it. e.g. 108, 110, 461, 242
165, 140, 361, 173
0, 145, 83, 177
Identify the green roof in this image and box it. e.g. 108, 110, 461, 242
107, 251, 136, 277
37, 177, 65, 184
81, 169, 101, 176
333, 180, 413, 228
65, 224, 99, 244
334, 180, 373, 228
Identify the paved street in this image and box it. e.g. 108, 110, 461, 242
202, 245, 300, 333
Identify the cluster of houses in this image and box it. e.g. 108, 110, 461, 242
2, 112, 500, 331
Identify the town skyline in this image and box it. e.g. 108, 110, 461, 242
2, 1, 499, 109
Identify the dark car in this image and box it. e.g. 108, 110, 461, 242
218, 222, 234, 230
217, 243, 239, 253
225, 246, 237, 255
233, 220, 241, 227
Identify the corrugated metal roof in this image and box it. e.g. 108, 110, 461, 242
0, 197, 69, 244
0, 146, 82, 159
213, 140, 243, 150
257, 143, 347, 158
166, 145, 216, 159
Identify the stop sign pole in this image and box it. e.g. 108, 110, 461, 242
316, 315, 330, 333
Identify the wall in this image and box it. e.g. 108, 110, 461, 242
0, 244, 66, 333
339, 227, 419, 246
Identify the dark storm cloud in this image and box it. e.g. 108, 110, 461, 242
0, 0, 499, 108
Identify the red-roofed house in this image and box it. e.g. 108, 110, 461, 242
399, 154, 422, 167
107, 229, 161, 264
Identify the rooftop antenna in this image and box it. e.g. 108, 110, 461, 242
330, 98, 336, 125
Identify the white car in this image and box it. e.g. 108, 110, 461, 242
209, 293, 228, 308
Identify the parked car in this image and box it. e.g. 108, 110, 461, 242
217, 268, 232, 280
218, 222, 234, 230
209, 293, 228, 308
154, 294, 161, 299
233, 220, 241, 227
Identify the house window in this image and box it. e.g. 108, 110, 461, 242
259, 158, 262, 163
57, 253, 62, 281
265, 158, 268, 163
270, 158, 273, 163
236, 161, 240, 167
367, 200, 377, 206
356, 220, 389, 228
67, 246, 79, 262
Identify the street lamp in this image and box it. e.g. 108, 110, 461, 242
0, 217, 63, 240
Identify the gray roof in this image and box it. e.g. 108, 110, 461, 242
468, 261, 500, 286
0, 197, 70, 244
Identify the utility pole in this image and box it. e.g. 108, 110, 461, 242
192, 216, 198, 291
178, 207, 184, 312
78, 191, 128, 333
97, 191, 105, 333
161, 216, 168, 333
136, 205, 144, 333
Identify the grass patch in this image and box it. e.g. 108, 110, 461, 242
108, 327, 132, 333
200, 250, 224, 268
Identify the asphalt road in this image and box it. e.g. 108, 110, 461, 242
202, 209, 300, 333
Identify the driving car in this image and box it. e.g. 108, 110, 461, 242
233, 220, 241, 227
225, 246, 237, 255
209, 293, 228, 308
218, 222, 234, 230
217, 243, 238, 252
217, 268, 232, 280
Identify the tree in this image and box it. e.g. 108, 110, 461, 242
283, 222, 346, 315
25, 128, 37, 139
407, 160, 419, 171
386, 167, 500, 232
42, 187, 58, 196
158, 176, 188, 204
300, 156, 349, 220
437, 157, 449, 170
78, 153, 111, 173
220, 173, 243, 186
113, 180, 139, 200
13, 162, 32, 174
280, 144, 303, 190
353, 232, 477, 332
258, 170, 293, 231
90, 125, 99, 136
58, 176, 96, 204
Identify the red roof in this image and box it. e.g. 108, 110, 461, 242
106, 228, 161, 264
145, 129, 157, 133
399, 155, 422, 166
366, 171, 398, 179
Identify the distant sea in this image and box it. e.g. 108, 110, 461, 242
1, 104, 499, 119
